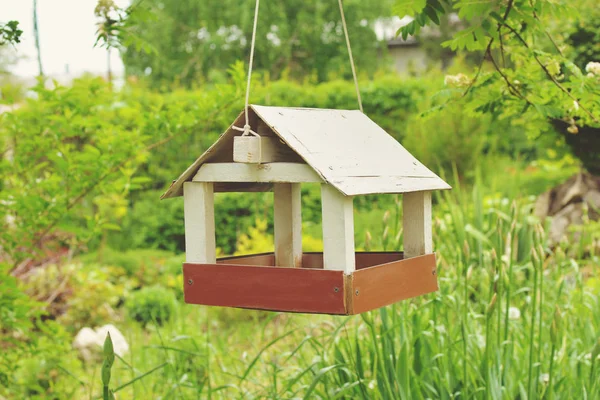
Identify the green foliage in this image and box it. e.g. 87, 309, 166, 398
121, 0, 394, 87
102, 333, 116, 400
0, 21, 22, 46
0, 77, 149, 265
404, 103, 485, 177
394, 0, 448, 40
0, 264, 82, 399
395, 0, 600, 172
126, 286, 176, 326
565, 6, 600, 70
80, 248, 184, 295
94, 0, 156, 56
0, 264, 45, 362
22, 263, 127, 330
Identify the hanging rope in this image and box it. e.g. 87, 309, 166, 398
233, 0, 261, 137
338, 0, 363, 113
234, 0, 364, 137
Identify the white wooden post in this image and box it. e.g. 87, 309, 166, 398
321, 184, 355, 273
183, 181, 216, 263
403, 191, 432, 259
274, 183, 302, 267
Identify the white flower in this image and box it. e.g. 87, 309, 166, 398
539, 373, 550, 384
573, 100, 580, 111
368, 380, 376, 390
509, 306, 521, 320
444, 73, 471, 88
585, 61, 600, 76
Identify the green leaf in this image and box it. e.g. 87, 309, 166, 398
454, 0, 495, 20
424, 5, 440, 25
393, 0, 427, 17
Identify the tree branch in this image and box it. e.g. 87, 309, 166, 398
501, 21, 599, 123
18, 99, 237, 267
462, 0, 514, 97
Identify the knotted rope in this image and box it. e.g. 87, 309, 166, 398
235, 0, 363, 135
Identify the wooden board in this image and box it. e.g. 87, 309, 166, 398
183, 263, 346, 314
214, 182, 273, 193
233, 136, 301, 164
403, 191, 432, 259
213, 252, 402, 269
183, 182, 216, 263
183, 252, 435, 315
162, 105, 450, 199
251, 105, 451, 196
192, 162, 323, 183
274, 183, 302, 267
348, 253, 438, 314
321, 184, 355, 273
217, 253, 275, 266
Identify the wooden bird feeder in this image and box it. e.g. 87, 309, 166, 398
161, 105, 451, 315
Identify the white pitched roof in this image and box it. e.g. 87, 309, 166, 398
161, 105, 450, 199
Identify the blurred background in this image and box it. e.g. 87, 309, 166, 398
1, 1, 599, 398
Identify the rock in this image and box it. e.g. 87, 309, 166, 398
535, 172, 600, 246
73, 324, 129, 362
95, 324, 129, 357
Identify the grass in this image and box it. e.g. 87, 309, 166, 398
4, 172, 600, 399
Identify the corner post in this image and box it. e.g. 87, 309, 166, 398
403, 191, 432, 259
184, 181, 216, 263
321, 184, 355, 273
274, 183, 303, 267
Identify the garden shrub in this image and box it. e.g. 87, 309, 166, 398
126, 285, 176, 326
403, 103, 488, 179
2, 72, 566, 259
22, 263, 128, 331
0, 77, 151, 265
0, 264, 83, 399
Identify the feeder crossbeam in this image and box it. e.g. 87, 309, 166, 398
193, 162, 323, 183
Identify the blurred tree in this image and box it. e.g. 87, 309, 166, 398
94, 0, 157, 84
121, 0, 394, 88
0, 21, 22, 47
395, 0, 600, 174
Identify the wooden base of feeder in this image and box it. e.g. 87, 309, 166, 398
183, 252, 438, 315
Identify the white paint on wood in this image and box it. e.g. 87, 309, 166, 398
332, 176, 449, 196
162, 105, 450, 200
250, 105, 451, 196
184, 182, 216, 263
403, 191, 432, 259
233, 136, 283, 164
274, 183, 302, 267
193, 162, 323, 183
321, 184, 355, 273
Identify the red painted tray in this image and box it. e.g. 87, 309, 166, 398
183, 252, 438, 315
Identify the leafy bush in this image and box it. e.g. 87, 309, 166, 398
2, 71, 567, 260
403, 103, 488, 178
0, 77, 150, 265
22, 263, 128, 331
0, 264, 83, 399
126, 286, 176, 326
